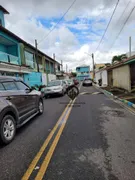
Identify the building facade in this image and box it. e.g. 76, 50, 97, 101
76, 66, 90, 81
95, 68, 108, 87
0, 6, 60, 87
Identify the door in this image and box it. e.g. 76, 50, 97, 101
62, 81, 67, 92
108, 70, 113, 87
130, 63, 135, 89
15, 81, 38, 115
1, 81, 27, 118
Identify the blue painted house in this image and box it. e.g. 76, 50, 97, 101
0, 5, 61, 87
76, 65, 90, 81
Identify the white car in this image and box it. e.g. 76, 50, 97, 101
44, 80, 67, 98
66, 79, 74, 86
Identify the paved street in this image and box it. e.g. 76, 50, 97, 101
0, 85, 135, 180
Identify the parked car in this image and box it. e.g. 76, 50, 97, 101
63, 80, 69, 89
73, 79, 79, 85
66, 79, 74, 86
44, 80, 67, 98
83, 78, 92, 86
0, 76, 44, 144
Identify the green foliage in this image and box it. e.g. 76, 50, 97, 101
71, 72, 77, 77
99, 66, 104, 69
112, 54, 127, 64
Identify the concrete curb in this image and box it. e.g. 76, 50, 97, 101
93, 84, 135, 110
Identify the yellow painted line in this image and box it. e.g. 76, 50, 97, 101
22, 100, 72, 180
35, 98, 76, 180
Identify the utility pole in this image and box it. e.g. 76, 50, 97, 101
53, 53, 55, 60
92, 53, 95, 80
61, 60, 63, 71
35, 39, 39, 72
66, 64, 68, 73
129, 36, 131, 57
85, 52, 95, 80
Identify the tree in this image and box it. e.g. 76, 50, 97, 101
71, 72, 77, 77
112, 54, 127, 64
99, 66, 104, 69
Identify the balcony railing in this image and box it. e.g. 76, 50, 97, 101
0, 52, 19, 65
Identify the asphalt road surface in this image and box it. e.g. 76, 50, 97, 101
0, 85, 135, 180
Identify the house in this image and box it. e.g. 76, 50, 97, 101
0, 5, 60, 87
95, 68, 108, 87
95, 55, 135, 91
76, 65, 90, 81
108, 56, 135, 92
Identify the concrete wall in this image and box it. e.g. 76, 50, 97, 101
48, 74, 56, 82
24, 72, 42, 87
42, 73, 47, 85
102, 70, 108, 86
95, 70, 108, 87
113, 65, 131, 91
95, 71, 101, 84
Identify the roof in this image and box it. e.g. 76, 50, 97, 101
76, 65, 90, 68
0, 26, 60, 65
124, 58, 135, 65
0, 6, 9, 14
95, 54, 135, 73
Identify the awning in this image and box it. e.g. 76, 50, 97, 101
124, 59, 135, 65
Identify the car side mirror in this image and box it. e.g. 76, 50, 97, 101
25, 88, 31, 93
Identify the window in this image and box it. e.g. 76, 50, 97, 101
47, 80, 61, 87
24, 51, 34, 68
0, 19, 2, 26
63, 81, 66, 85
3, 82, 18, 90
15, 81, 29, 90
0, 83, 5, 91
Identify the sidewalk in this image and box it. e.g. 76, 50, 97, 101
93, 84, 135, 111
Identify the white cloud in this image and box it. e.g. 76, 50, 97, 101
1, 0, 135, 71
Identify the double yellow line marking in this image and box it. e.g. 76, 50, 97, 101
22, 99, 76, 180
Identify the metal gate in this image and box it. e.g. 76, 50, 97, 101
130, 63, 135, 89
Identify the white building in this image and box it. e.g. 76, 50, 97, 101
95, 68, 108, 87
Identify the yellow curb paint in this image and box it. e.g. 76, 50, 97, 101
22, 100, 72, 180
35, 98, 76, 180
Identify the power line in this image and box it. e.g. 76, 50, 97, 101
115, 0, 131, 27
109, 5, 135, 50
94, 0, 120, 53
38, 0, 77, 44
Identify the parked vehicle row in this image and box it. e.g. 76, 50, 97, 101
0, 77, 79, 145
0, 76, 44, 145
44, 79, 79, 98
44, 80, 67, 98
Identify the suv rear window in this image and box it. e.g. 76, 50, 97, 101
0, 83, 5, 91
2, 82, 18, 90
15, 81, 28, 90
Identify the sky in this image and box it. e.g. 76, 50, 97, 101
1, 0, 135, 71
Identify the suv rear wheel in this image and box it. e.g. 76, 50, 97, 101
38, 100, 44, 115
0, 115, 16, 144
